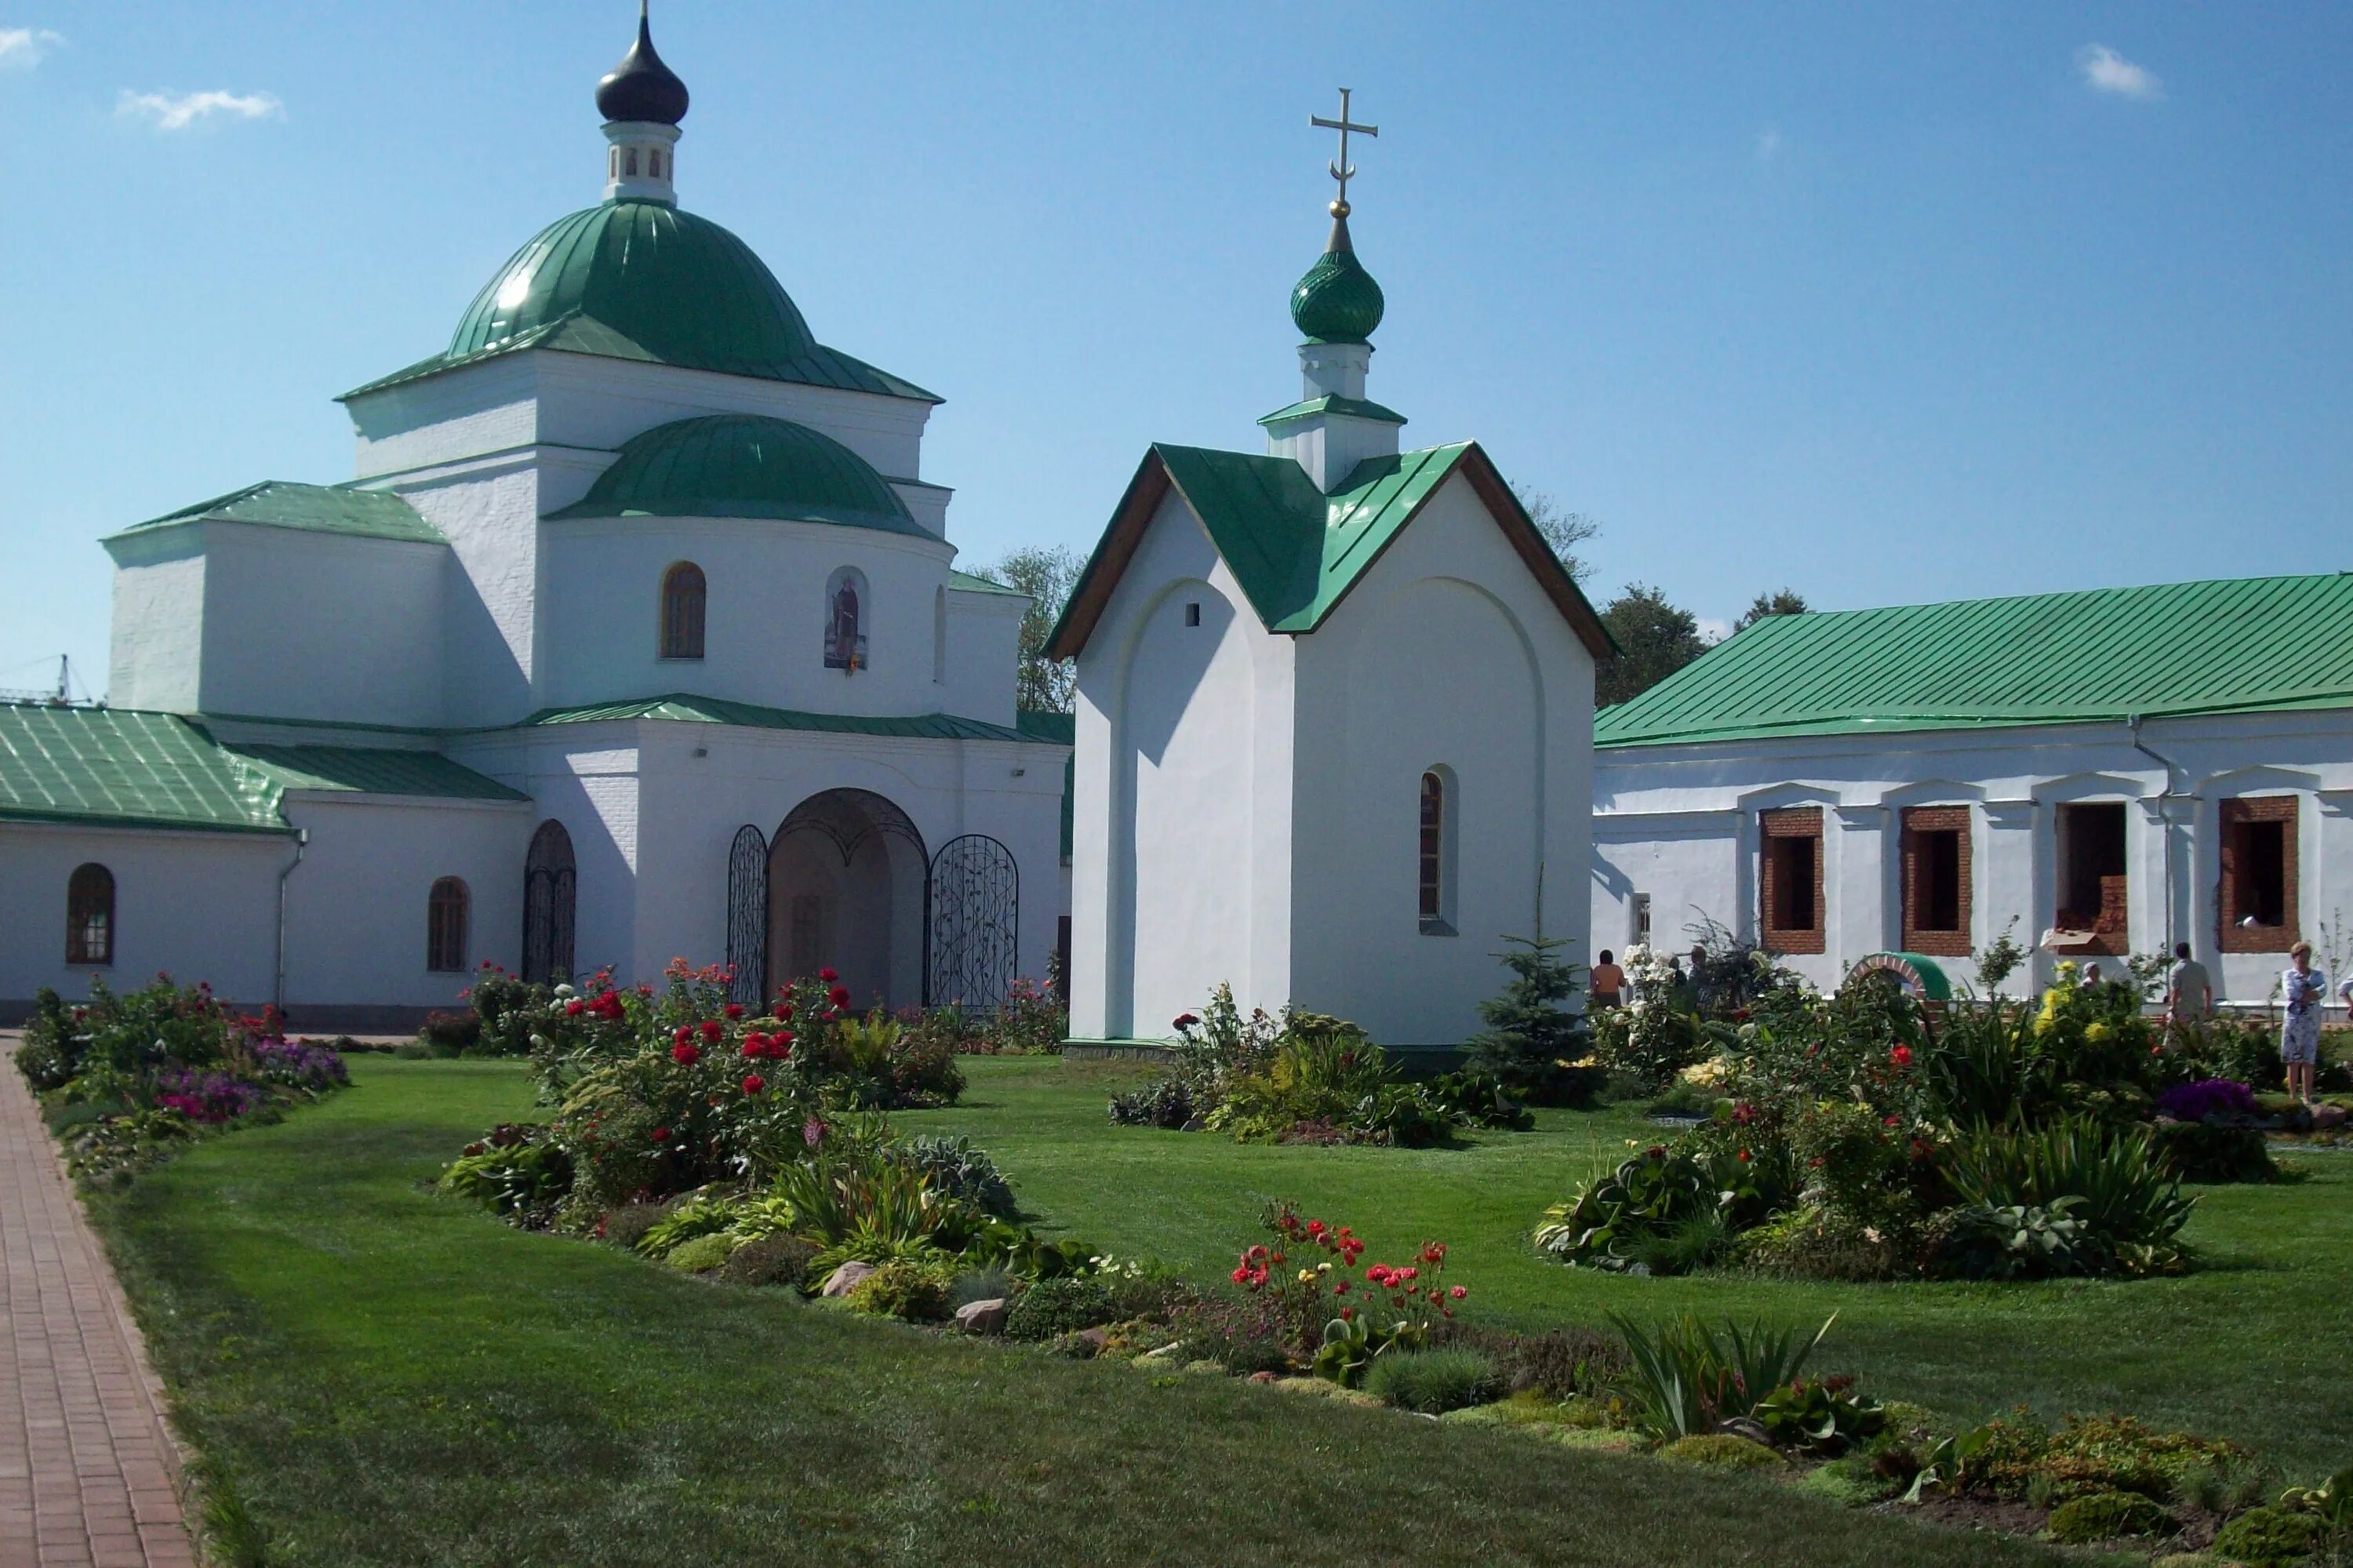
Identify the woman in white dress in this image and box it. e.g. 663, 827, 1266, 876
2281, 940, 2326, 1105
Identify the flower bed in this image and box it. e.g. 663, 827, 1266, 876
12, 976, 349, 1183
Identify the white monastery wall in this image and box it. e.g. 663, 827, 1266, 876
1069, 492, 1292, 1041
446, 729, 645, 984
536, 518, 958, 714
1593, 711, 2353, 1004
192, 526, 445, 726
1291, 473, 1594, 1045
279, 794, 533, 1013
380, 457, 545, 727
0, 822, 286, 1009
104, 538, 206, 713
940, 589, 1024, 728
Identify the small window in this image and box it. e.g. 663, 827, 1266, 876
649, 149, 663, 179
427, 878, 470, 973
2220, 795, 2299, 952
1185, 602, 1202, 627
1900, 806, 1971, 956
1759, 807, 1824, 954
2055, 801, 2129, 952
1633, 893, 1653, 949
1418, 769, 1455, 934
660, 562, 706, 660
66, 863, 115, 966
933, 586, 948, 683
624, 147, 638, 177
824, 568, 868, 671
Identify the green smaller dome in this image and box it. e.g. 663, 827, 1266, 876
549, 414, 923, 537
1290, 214, 1386, 345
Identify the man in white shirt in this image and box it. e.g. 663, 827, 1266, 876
2165, 942, 2212, 1046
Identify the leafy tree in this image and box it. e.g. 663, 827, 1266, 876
1464, 935, 1598, 1107
973, 545, 1083, 714
1510, 485, 1600, 584
1596, 583, 1712, 707
1734, 588, 1809, 633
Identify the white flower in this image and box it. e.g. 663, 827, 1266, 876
553, 983, 576, 999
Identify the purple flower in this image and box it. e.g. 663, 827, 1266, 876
2156, 1079, 2258, 1123
151, 1070, 265, 1123
249, 1039, 348, 1090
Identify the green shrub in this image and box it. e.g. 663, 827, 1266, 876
1609, 1312, 1831, 1439
892, 1133, 1016, 1217
666, 1233, 737, 1274
438, 1126, 573, 1220
1005, 1276, 1118, 1341
2210, 1505, 2322, 1565
419, 1010, 483, 1054
599, 1202, 671, 1253
2045, 1490, 2174, 1544
844, 1261, 951, 1321
948, 1264, 1016, 1309
1461, 935, 1600, 1106
13, 988, 76, 1090
1662, 1434, 1783, 1468
2151, 1119, 2278, 1184
634, 1195, 744, 1258
1363, 1348, 1500, 1414
1754, 1377, 1886, 1456
1738, 1205, 1911, 1282
1107, 1077, 1195, 1128
1946, 1119, 2195, 1276
1533, 1147, 1720, 1273
718, 1235, 819, 1289
1428, 1322, 1626, 1401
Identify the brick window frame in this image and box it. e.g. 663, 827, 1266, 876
1758, 806, 1826, 955
1900, 806, 1973, 958
2218, 795, 2300, 953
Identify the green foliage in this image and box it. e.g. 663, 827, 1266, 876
13, 988, 75, 1090
2211, 1505, 2323, 1565
1944, 1119, 2195, 1276
1107, 1077, 1195, 1128
1005, 1276, 1118, 1341
1606, 1311, 1833, 1439
1958, 1412, 2242, 1504
1533, 1146, 1722, 1273
598, 1202, 670, 1253
1428, 1322, 1627, 1402
1933, 1201, 2091, 1281
975, 543, 1082, 714
1463, 935, 1599, 1106
665, 1233, 737, 1273
1753, 1377, 1887, 1456
1596, 582, 1711, 707
843, 1261, 952, 1321
2152, 1119, 2279, 1184
1363, 1348, 1500, 1414
891, 1133, 1017, 1217
1662, 1434, 1784, 1468
438, 1125, 574, 1221
2044, 1490, 2175, 1544
634, 1195, 745, 1258
717, 1235, 819, 1289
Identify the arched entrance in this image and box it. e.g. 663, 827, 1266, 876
767, 790, 926, 1010
522, 820, 576, 984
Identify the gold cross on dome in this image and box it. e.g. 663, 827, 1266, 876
1311, 88, 1378, 217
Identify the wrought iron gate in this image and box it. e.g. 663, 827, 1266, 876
521, 820, 576, 984
726, 824, 769, 1007
925, 834, 1017, 1010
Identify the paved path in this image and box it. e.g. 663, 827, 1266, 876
0, 1058, 195, 1566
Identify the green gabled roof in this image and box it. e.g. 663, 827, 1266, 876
1257, 393, 1408, 427
106, 482, 445, 546
0, 706, 525, 835
949, 569, 1027, 598
544, 414, 926, 537
218, 744, 530, 802
1597, 572, 2353, 750
1047, 439, 1613, 660
338, 202, 939, 404
525, 693, 1059, 745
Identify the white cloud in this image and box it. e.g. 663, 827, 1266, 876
1697, 617, 1733, 646
2078, 43, 2162, 101
0, 27, 64, 70
1753, 127, 1783, 163
116, 87, 282, 132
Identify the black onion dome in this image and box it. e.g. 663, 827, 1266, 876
596, 6, 689, 126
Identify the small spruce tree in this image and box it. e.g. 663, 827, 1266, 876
1464, 935, 1599, 1107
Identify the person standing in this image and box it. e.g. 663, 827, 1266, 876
2165, 941, 2212, 1046
2282, 941, 2326, 1105
1590, 950, 1626, 1011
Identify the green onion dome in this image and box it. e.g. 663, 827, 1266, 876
1289, 213, 1386, 345
449, 200, 817, 377
547, 414, 924, 537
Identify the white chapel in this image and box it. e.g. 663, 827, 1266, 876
0, 11, 1069, 1027
1051, 107, 1614, 1048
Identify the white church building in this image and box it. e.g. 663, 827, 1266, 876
1050, 118, 1613, 1049
0, 13, 1068, 1028
1591, 574, 2353, 1006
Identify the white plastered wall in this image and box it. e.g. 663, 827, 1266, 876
195, 525, 445, 725
940, 588, 1026, 729
105, 538, 207, 713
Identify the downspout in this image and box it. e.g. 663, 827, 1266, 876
275, 828, 308, 1014
2129, 715, 2183, 954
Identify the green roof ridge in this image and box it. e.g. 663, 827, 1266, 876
949, 569, 1027, 597
1598, 571, 2353, 748
1257, 394, 1408, 428
107, 482, 444, 546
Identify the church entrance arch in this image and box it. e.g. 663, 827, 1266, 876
767, 790, 926, 1010
522, 820, 576, 984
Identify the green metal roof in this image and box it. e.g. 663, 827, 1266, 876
1597, 572, 2353, 749
340, 201, 939, 404
525, 693, 1060, 745
0, 706, 524, 835
545, 415, 924, 537
949, 569, 1027, 598
1257, 393, 1408, 428
105, 482, 444, 547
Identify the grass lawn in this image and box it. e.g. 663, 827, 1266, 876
903, 1057, 2353, 1472
89, 1057, 2077, 1567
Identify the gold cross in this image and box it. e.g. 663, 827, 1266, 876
1311, 88, 1378, 218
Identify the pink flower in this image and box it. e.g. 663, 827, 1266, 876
1449, 1285, 1467, 1300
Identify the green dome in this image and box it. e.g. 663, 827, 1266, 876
547, 414, 924, 537
449, 200, 819, 378
1289, 216, 1385, 345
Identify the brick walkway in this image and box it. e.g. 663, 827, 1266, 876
0, 1057, 195, 1566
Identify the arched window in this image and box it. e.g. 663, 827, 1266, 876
824, 567, 867, 671
649, 149, 664, 179
660, 562, 706, 660
427, 878, 470, 973
66, 863, 115, 966
1418, 769, 1457, 934
624, 147, 639, 177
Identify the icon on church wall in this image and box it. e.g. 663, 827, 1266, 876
824, 567, 868, 672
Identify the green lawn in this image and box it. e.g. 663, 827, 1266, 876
90, 1057, 2077, 1567
904, 1056, 2353, 1472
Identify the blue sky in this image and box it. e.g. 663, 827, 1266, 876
3, 2, 2349, 697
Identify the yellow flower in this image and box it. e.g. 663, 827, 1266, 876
1297, 1268, 1316, 1284
2086, 1022, 2111, 1043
